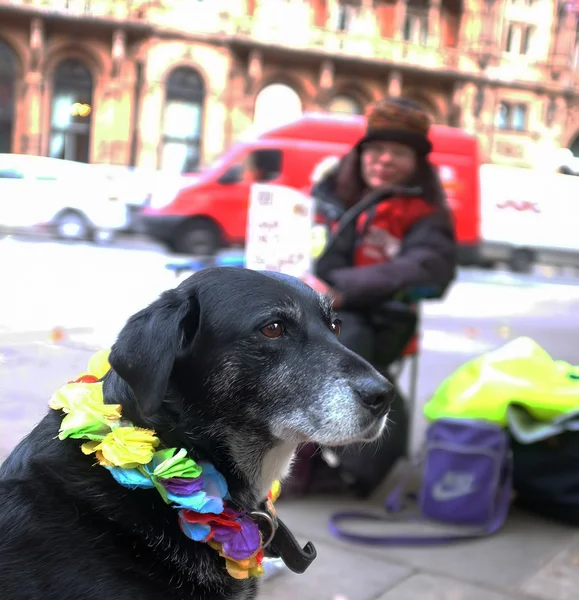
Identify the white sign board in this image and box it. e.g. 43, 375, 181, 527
245, 183, 314, 278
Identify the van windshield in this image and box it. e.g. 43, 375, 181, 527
203, 144, 246, 174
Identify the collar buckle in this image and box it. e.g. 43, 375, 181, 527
249, 509, 278, 549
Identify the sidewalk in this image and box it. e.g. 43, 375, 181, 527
259, 495, 577, 600
1, 341, 577, 599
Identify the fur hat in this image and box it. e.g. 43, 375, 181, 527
360, 97, 433, 156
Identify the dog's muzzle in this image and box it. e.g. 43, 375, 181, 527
355, 376, 395, 418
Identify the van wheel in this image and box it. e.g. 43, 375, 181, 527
54, 211, 93, 241
509, 249, 535, 274
173, 220, 221, 256
478, 260, 496, 270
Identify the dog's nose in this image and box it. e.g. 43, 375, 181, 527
355, 377, 395, 417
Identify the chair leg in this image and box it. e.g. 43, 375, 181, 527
388, 358, 404, 381
407, 353, 419, 417
406, 352, 420, 457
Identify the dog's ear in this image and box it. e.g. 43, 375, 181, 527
108, 290, 199, 418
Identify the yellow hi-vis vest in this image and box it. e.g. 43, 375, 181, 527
424, 337, 579, 426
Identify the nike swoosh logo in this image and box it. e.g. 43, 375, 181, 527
432, 483, 475, 501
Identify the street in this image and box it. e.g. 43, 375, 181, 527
1, 234, 579, 599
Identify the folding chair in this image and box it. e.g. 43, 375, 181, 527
387, 306, 421, 459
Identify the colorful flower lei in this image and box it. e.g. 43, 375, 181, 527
48, 349, 281, 580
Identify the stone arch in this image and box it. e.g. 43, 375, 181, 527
159, 60, 211, 99
327, 94, 364, 115
328, 81, 372, 114
44, 42, 106, 82
0, 33, 26, 78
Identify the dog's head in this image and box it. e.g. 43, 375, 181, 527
105, 267, 393, 497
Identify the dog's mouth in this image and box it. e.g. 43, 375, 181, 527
357, 413, 389, 442
321, 412, 389, 447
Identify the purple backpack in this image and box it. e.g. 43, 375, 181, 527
329, 419, 513, 545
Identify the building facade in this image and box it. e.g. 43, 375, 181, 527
0, 0, 578, 173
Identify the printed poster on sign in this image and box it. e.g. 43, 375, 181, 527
245, 184, 314, 278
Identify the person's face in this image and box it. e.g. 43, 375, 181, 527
360, 141, 417, 189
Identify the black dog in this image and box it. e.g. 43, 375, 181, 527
0, 268, 393, 600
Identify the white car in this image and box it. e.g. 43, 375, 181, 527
87, 164, 188, 233
0, 154, 130, 241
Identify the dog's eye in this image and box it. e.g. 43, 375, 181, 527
331, 319, 341, 337
261, 322, 285, 339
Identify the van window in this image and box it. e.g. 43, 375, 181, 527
218, 164, 244, 185
248, 149, 282, 182
217, 149, 283, 185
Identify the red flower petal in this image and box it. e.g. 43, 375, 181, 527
180, 510, 242, 532
69, 375, 99, 384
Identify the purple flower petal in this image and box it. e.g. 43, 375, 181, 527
220, 515, 261, 560
161, 476, 204, 495
211, 523, 238, 544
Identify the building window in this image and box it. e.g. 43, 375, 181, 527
0, 39, 17, 154
403, 1, 429, 45
162, 66, 205, 174
49, 60, 93, 163
327, 94, 363, 114
496, 101, 527, 131
504, 23, 534, 55
334, 0, 360, 32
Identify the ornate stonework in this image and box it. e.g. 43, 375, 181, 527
0, 0, 576, 168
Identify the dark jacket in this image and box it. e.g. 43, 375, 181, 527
313, 163, 457, 310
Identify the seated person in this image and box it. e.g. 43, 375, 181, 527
285, 97, 458, 500
309, 96, 457, 364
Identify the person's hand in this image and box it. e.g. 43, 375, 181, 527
300, 274, 344, 309
300, 273, 329, 294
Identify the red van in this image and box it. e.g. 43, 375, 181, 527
141, 113, 480, 262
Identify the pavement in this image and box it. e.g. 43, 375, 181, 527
2, 234, 579, 599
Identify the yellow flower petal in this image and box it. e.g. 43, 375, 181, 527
269, 480, 281, 503
207, 541, 264, 579
81, 440, 100, 455
224, 558, 251, 580
98, 427, 159, 469
80, 443, 114, 467
49, 386, 75, 412
50, 381, 115, 411
248, 564, 265, 578
51, 383, 120, 418
87, 349, 112, 379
